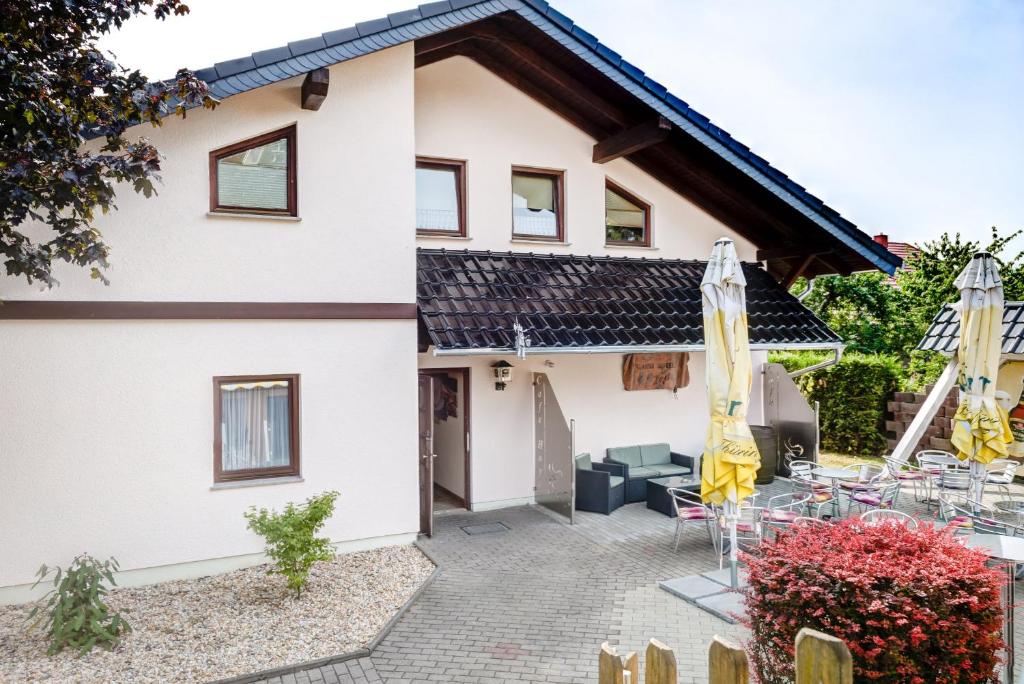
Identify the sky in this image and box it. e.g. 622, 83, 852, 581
99, 0, 1024, 252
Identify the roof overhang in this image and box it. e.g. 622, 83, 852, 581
165, 0, 900, 280
418, 249, 843, 355
918, 302, 1024, 358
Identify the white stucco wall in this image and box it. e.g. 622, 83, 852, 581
0, 320, 419, 598
0, 45, 420, 601
0, 44, 416, 302
414, 56, 758, 261
418, 352, 768, 508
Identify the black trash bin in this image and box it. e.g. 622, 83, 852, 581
750, 425, 777, 485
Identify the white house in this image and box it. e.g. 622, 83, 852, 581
0, 0, 900, 602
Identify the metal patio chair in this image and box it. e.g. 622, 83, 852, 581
936, 491, 1010, 536
713, 502, 763, 569
789, 472, 836, 518
860, 508, 917, 529
668, 488, 717, 553
846, 479, 901, 516
985, 458, 1020, 500
883, 455, 930, 505
761, 491, 812, 537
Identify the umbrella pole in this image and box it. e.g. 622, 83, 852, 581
970, 459, 987, 513
725, 500, 739, 588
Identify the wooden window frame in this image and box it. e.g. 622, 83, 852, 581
416, 157, 467, 237
209, 125, 297, 217
604, 178, 652, 247
511, 165, 565, 242
213, 373, 301, 483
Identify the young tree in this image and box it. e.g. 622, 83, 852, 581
1, 0, 217, 286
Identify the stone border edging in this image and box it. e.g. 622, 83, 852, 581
207, 553, 441, 684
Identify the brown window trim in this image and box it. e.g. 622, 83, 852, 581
209, 125, 297, 217
605, 178, 652, 247
511, 165, 565, 242
213, 373, 301, 483
416, 157, 467, 237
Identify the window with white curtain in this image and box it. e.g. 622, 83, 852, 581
512, 168, 563, 240
214, 375, 299, 482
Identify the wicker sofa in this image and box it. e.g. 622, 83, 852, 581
605, 443, 698, 503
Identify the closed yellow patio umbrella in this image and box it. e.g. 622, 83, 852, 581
951, 252, 1012, 505
700, 238, 760, 587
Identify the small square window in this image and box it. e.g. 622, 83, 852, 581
210, 125, 296, 216
512, 167, 564, 241
605, 181, 650, 246
214, 375, 300, 482
416, 158, 466, 236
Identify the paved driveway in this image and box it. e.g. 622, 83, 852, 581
253, 475, 1024, 684
260, 499, 746, 684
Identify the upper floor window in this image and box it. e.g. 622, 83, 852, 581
512, 167, 564, 241
214, 374, 300, 482
210, 125, 296, 216
416, 158, 466, 236
605, 180, 650, 246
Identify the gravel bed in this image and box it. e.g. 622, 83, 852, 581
0, 544, 434, 683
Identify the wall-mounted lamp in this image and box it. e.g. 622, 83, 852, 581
492, 360, 514, 391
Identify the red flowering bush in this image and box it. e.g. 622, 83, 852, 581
743, 519, 1004, 683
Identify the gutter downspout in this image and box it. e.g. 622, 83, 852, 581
788, 345, 843, 379
796, 277, 816, 303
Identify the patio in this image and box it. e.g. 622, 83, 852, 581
254, 472, 1024, 684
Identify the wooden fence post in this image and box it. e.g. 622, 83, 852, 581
645, 638, 677, 684
598, 642, 638, 684
708, 635, 748, 684
795, 628, 853, 684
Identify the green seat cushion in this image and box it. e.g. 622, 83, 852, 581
626, 466, 660, 479
607, 445, 642, 467
640, 443, 672, 466
608, 475, 625, 489
575, 453, 593, 470
651, 464, 689, 477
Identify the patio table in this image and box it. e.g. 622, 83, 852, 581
811, 467, 858, 518
965, 534, 1024, 684
994, 499, 1024, 526
646, 476, 701, 517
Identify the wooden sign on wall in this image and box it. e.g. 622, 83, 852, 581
622, 352, 690, 391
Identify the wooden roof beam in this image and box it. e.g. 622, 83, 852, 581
300, 69, 329, 111
756, 245, 833, 262
592, 117, 672, 164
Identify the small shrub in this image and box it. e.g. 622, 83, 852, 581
27, 554, 131, 656
798, 353, 903, 455
245, 490, 339, 598
744, 520, 1004, 684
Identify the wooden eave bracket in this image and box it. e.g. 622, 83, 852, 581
301, 69, 329, 111
592, 117, 672, 164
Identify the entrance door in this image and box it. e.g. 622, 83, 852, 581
418, 374, 434, 536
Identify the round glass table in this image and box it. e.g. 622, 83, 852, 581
811, 467, 859, 518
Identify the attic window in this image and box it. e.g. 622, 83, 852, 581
416, 158, 466, 236
210, 125, 296, 216
512, 167, 564, 241
605, 180, 650, 246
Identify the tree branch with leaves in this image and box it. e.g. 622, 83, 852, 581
0, 0, 217, 286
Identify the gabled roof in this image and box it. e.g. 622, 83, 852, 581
917, 302, 1024, 356
417, 249, 842, 354
182, 0, 901, 279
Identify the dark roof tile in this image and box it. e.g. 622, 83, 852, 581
417, 249, 841, 352
288, 36, 327, 56
918, 302, 1024, 355
322, 26, 360, 46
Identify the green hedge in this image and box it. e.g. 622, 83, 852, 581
770, 352, 903, 456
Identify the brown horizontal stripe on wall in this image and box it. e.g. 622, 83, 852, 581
0, 301, 418, 320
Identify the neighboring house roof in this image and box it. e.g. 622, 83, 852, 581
917, 302, 1024, 356
872, 233, 920, 270
417, 249, 842, 354
176, 0, 900, 278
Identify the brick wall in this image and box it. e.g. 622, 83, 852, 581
885, 386, 958, 453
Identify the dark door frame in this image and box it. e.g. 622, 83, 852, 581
418, 367, 472, 509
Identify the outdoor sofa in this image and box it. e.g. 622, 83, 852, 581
574, 452, 626, 514
605, 443, 698, 503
